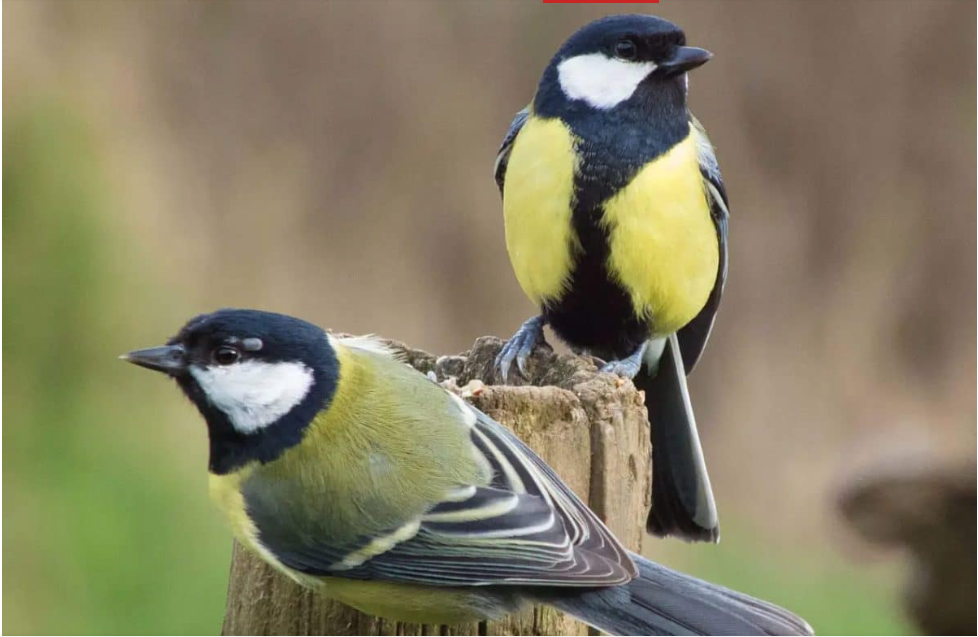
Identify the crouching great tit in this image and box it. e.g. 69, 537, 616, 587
124, 309, 810, 635
493, 15, 728, 542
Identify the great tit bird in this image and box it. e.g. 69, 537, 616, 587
124, 309, 810, 636
493, 15, 728, 542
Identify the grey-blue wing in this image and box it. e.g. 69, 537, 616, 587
677, 117, 729, 373
494, 107, 530, 196
242, 405, 635, 588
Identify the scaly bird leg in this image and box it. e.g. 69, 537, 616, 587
599, 339, 659, 380
495, 315, 547, 382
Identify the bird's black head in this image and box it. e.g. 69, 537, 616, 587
124, 309, 339, 474
534, 15, 711, 120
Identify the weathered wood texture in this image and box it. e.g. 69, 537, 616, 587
222, 336, 652, 636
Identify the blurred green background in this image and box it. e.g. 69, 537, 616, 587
3, 1, 974, 634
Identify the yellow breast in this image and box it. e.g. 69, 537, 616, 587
209, 469, 253, 543
502, 115, 578, 305
601, 133, 719, 335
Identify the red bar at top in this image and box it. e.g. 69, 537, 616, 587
543, 0, 658, 3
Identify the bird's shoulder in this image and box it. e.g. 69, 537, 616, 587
689, 114, 728, 219
494, 106, 531, 195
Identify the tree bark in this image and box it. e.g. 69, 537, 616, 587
221, 336, 652, 636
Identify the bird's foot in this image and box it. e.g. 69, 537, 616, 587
599, 341, 649, 380
495, 315, 546, 383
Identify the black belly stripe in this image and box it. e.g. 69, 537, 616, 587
543, 215, 648, 360
540, 98, 692, 360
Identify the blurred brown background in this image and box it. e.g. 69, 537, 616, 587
3, 0, 975, 634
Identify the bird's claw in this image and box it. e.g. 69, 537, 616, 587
598, 342, 648, 380
495, 316, 546, 383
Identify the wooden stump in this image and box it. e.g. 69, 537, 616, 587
222, 336, 652, 636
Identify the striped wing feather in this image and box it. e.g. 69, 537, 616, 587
252, 403, 636, 588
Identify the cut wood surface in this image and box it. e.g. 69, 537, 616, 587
222, 336, 652, 636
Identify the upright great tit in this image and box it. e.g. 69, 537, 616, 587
124, 309, 810, 636
493, 15, 728, 542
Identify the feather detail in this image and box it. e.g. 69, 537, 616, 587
494, 107, 530, 195
676, 113, 730, 373
333, 334, 403, 361
240, 381, 636, 587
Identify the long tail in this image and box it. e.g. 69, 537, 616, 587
634, 333, 719, 542
543, 553, 814, 636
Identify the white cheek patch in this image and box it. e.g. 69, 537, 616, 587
190, 360, 314, 434
557, 53, 657, 110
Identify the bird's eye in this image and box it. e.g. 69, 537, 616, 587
213, 346, 240, 366
615, 39, 638, 61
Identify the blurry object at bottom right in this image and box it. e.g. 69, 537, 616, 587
838, 457, 976, 635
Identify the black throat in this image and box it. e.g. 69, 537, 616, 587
532, 72, 692, 359
178, 349, 339, 475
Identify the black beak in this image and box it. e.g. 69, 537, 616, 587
659, 46, 712, 76
121, 344, 187, 375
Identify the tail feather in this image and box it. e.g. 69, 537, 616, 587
635, 333, 719, 542
544, 553, 814, 636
